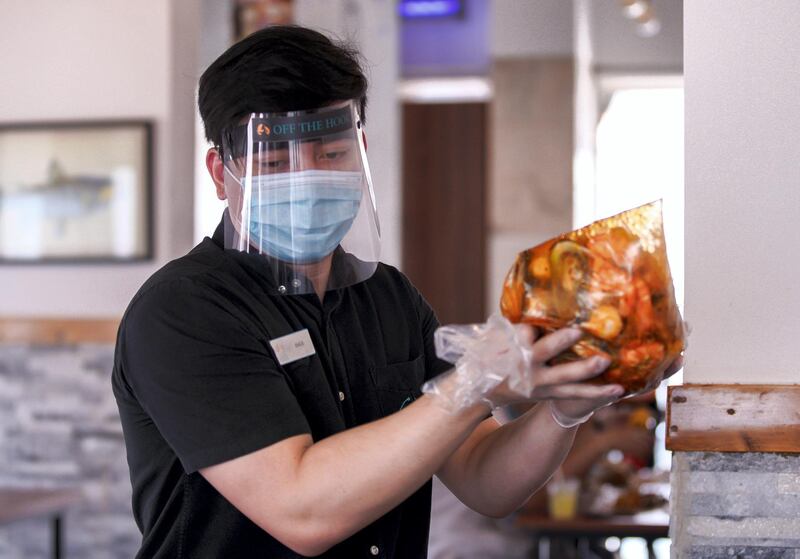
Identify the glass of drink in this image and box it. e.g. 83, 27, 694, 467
546, 478, 580, 519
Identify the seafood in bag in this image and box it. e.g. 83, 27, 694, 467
500, 201, 685, 395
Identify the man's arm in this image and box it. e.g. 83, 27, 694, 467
438, 355, 684, 518
201, 393, 488, 557
435, 403, 578, 518
201, 326, 621, 555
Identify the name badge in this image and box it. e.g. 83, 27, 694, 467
270, 329, 316, 365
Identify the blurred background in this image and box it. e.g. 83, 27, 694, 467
0, 1, 684, 558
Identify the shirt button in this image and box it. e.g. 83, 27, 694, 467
338, 391, 346, 402
370, 545, 379, 556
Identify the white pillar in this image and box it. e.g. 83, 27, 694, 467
673, 4, 800, 554
684, 0, 800, 385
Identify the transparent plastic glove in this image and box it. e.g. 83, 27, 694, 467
421, 314, 537, 411
423, 314, 632, 415
548, 400, 595, 428
548, 353, 685, 428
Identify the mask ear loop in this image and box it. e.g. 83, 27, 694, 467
223, 165, 242, 186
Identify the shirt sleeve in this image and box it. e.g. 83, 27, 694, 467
120, 277, 311, 473
399, 275, 453, 382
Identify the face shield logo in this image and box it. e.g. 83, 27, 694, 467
256, 123, 271, 137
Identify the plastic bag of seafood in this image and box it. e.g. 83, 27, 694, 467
500, 201, 686, 395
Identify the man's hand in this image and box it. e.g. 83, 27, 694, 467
484, 326, 624, 410
550, 351, 684, 423
484, 325, 685, 423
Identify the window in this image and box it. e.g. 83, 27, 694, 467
593, 80, 684, 481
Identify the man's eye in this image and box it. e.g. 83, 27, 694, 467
321, 150, 348, 161
261, 160, 287, 170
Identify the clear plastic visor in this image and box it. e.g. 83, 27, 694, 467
220, 100, 380, 295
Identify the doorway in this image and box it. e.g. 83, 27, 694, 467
401, 102, 488, 325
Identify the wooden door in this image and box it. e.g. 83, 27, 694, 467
402, 102, 487, 326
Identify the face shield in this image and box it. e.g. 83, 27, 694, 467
220, 100, 380, 295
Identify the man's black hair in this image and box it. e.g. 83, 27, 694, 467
198, 25, 368, 149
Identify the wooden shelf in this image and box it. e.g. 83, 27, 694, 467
666, 384, 800, 453
0, 318, 120, 345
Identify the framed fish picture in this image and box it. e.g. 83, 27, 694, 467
0, 121, 153, 263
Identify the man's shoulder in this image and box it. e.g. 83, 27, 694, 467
362, 262, 426, 310
364, 261, 417, 297
370, 261, 410, 287
125, 238, 227, 317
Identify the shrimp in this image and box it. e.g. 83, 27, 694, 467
633, 277, 656, 335
590, 256, 629, 295
617, 276, 655, 334
582, 305, 624, 340
586, 227, 640, 270
620, 340, 665, 370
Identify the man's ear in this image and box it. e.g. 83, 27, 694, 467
206, 147, 227, 200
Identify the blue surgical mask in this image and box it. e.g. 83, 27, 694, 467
242, 170, 363, 263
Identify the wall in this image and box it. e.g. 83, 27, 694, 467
401, 0, 490, 77
487, 58, 574, 313
295, 0, 401, 268
397, 1, 579, 315
0, 342, 137, 559
573, 0, 683, 228
683, 0, 800, 385
491, 0, 573, 58
194, 0, 232, 243
0, 0, 198, 318
0, 1, 202, 556
485, 0, 574, 314
572, 0, 598, 230
591, 0, 683, 73
671, 452, 800, 555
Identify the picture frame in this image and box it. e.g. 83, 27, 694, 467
0, 120, 153, 263
234, 0, 294, 41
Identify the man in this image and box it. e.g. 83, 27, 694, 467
112, 26, 678, 558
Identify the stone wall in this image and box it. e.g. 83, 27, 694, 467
0, 344, 140, 559
671, 452, 800, 558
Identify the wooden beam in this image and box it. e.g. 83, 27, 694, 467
666, 384, 800, 453
0, 318, 120, 345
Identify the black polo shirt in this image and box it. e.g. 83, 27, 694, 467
112, 217, 452, 558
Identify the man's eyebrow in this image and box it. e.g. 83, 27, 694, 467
258, 141, 290, 150
321, 138, 355, 146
